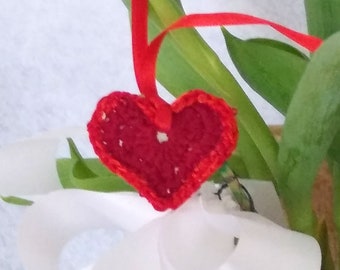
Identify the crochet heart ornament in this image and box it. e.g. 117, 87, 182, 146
88, 90, 238, 210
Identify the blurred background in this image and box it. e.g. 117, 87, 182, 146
0, 0, 306, 268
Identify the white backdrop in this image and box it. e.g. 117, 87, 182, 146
0, 0, 306, 269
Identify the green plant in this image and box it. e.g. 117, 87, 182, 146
57, 0, 339, 268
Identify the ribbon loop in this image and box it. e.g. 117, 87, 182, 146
131, 0, 323, 130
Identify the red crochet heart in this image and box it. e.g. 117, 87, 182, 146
88, 90, 238, 210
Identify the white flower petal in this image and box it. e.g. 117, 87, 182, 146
159, 191, 320, 270
159, 198, 235, 270
205, 211, 321, 270
240, 179, 287, 227
92, 219, 162, 270
17, 181, 320, 270
18, 189, 163, 270
0, 138, 62, 196
0, 127, 87, 196
90, 185, 320, 270
90, 194, 237, 270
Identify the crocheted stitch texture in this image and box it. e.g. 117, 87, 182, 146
88, 90, 238, 210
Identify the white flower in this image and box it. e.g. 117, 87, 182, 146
16, 185, 321, 270
0, 131, 321, 270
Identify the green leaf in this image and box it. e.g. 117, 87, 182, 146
227, 152, 249, 178
249, 38, 310, 60
329, 130, 340, 163
304, 0, 340, 39
123, 0, 279, 182
57, 158, 135, 192
67, 138, 97, 179
222, 29, 309, 114
72, 173, 135, 192
1, 196, 33, 206
56, 158, 76, 188
56, 139, 135, 192
278, 32, 340, 234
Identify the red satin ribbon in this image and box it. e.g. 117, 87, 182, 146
131, 0, 323, 129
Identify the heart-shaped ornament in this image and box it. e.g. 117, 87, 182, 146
88, 90, 238, 210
